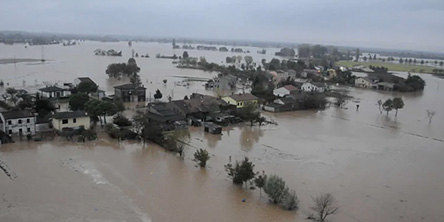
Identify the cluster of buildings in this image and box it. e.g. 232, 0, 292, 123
263, 82, 328, 113
354, 77, 395, 91
145, 92, 260, 133
0, 76, 148, 143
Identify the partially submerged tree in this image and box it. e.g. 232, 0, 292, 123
281, 190, 299, 211
309, 193, 339, 222
377, 100, 383, 114
5, 87, 18, 105
106, 58, 140, 79
263, 174, 288, 204
193, 149, 210, 167
335, 93, 348, 108
392, 97, 404, 117
224, 157, 256, 186
85, 99, 117, 125
113, 113, 132, 127
254, 172, 267, 197
154, 89, 163, 100
383, 99, 393, 116
262, 174, 299, 210
182, 51, 189, 59
426, 110, 436, 124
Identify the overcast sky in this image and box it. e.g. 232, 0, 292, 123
1, 0, 443, 52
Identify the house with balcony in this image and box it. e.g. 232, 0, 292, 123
114, 84, 146, 102
39, 85, 71, 98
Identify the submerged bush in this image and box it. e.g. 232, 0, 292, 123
263, 174, 299, 211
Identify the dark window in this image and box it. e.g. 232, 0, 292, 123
27, 119, 30, 123
8, 130, 12, 134
62, 119, 68, 124
19, 128, 22, 134
8, 120, 11, 125
27, 128, 31, 132
73, 118, 77, 123
18, 120, 22, 124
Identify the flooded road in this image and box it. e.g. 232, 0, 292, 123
1, 42, 444, 222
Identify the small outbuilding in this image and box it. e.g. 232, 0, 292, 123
204, 122, 222, 134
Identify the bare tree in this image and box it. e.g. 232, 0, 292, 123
377, 100, 383, 114
426, 110, 436, 124
310, 193, 339, 222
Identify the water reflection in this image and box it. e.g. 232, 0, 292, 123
240, 126, 264, 151
203, 132, 222, 148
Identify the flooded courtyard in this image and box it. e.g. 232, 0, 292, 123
0, 42, 443, 222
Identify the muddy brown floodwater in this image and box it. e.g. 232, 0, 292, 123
1, 42, 444, 222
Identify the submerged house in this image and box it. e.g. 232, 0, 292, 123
301, 82, 326, 93
273, 85, 299, 97
355, 77, 377, 88
214, 74, 237, 90
0, 110, 36, 135
263, 91, 306, 113
147, 103, 184, 123
222, 93, 259, 108
169, 93, 231, 120
204, 122, 222, 134
52, 111, 91, 131
114, 84, 146, 102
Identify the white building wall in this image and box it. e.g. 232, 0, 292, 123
4, 117, 37, 135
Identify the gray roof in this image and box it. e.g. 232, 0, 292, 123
77, 77, 95, 84
228, 93, 258, 102
278, 97, 297, 105
1, 110, 34, 119
114, 83, 146, 90
307, 82, 326, 88
39, 86, 66, 92
53, 111, 88, 119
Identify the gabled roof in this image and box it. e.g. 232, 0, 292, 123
283, 85, 298, 91
357, 77, 375, 83
114, 83, 146, 90
147, 103, 184, 122
277, 97, 297, 105
227, 93, 258, 102
171, 100, 191, 114
39, 86, 65, 92
1, 110, 34, 119
53, 111, 88, 119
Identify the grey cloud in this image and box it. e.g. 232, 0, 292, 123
0, 0, 443, 51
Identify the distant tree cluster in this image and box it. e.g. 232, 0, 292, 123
275, 48, 296, 57
369, 65, 388, 73
106, 58, 141, 79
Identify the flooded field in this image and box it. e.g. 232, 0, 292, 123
0, 42, 444, 222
